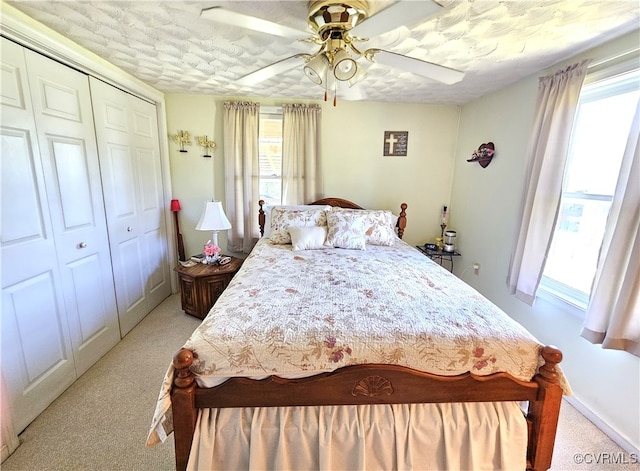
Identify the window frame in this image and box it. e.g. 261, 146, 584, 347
537, 57, 640, 312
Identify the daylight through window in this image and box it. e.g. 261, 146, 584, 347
259, 109, 283, 205
541, 68, 640, 309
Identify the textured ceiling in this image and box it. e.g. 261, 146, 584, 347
7, 1, 640, 105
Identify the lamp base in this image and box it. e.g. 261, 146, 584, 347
203, 254, 220, 265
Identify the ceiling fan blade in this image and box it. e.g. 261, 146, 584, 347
368, 49, 464, 85
351, 0, 443, 39
340, 83, 368, 101
200, 6, 308, 39
237, 55, 306, 86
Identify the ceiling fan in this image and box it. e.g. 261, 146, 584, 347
200, 1, 465, 104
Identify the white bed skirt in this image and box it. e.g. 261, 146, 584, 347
187, 402, 527, 471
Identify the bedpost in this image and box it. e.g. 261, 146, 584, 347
172, 348, 197, 471
258, 199, 265, 237
526, 345, 564, 471
396, 203, 407, 239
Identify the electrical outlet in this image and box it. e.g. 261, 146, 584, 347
473, 262, 480, 274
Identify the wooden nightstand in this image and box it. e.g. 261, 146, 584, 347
174, 257, 243, 319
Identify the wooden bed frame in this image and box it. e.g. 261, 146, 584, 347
170, 198, 563, 471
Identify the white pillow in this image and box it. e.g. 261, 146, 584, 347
334, 208, 397, 246
289, 226, 328, 251
269, 208, 328, 245
325, 211, 366, 250
262, 204, 331, 237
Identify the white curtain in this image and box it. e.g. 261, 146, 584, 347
281, 104, 323, 204
223, 101, 260, 254
581, 101, 640, 356
507, 60, 591, 304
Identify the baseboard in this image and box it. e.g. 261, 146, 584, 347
564, 396, 640, 455
2, 444, 11, 463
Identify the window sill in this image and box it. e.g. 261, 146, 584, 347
536, 285, 586, 320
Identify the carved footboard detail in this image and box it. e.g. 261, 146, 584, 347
352, 375, 394, 397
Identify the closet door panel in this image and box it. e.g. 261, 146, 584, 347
0, 38, 75, 433
90, 80, 148, 335
1, 130, 43, 247
90, 78, 170, 335
118, 237, 146, 311
3, 273, 71, 381
25, 49, 120, 376
130, 97, 170, 310
1, 271, 76, 430
66, 253, 113, 344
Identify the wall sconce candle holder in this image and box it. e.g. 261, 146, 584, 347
172, 130, 192, 153
197, 136, 217, 158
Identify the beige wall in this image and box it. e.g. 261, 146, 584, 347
166, 96, 460, 256
450, 30, 640, 451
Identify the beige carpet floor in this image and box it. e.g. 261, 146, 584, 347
3, 293, 636, 470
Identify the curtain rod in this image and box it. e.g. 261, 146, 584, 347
588, 46, 640, 69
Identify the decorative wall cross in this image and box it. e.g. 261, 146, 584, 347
383, 131, 408, 156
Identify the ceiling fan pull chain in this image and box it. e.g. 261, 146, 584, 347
324, 72, 328, 102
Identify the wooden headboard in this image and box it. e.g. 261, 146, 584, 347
258, 198, 408, 239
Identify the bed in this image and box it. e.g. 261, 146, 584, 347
147, 197, 567, 471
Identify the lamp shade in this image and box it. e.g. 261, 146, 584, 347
303, 53, 329, 85
333, 48, 358, 81
170, 199, 181, 211
195, 201, 231, 232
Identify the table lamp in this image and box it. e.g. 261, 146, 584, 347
195, 200, 231, 250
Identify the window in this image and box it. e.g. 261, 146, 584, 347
540, 67, 640, 310
259, 108, 283, 205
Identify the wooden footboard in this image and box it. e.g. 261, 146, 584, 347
171, 345, 564, 471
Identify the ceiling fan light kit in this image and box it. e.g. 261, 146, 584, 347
203, 1, 465, 105
333, 48, 358, 81
303, 53, 330, 84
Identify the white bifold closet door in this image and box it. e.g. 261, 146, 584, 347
90, 78, 171, 337
1, 39, 120, 432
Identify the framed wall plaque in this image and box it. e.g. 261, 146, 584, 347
383, 131, 408, 156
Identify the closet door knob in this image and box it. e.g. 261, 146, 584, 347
127, 226, 133, 232
78, 242, 87, 249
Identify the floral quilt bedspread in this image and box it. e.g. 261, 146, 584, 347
147, 238, 566, 446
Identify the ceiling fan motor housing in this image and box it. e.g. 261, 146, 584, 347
308, 1, 369, 39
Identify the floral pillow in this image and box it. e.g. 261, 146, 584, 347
325, 210, 367, 250
334, 209, 397, 246
289, 226, 328, 251
269, 208, 328, 245
262, 204, 331, 237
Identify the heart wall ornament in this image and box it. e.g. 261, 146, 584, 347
467, 142, 495, 168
